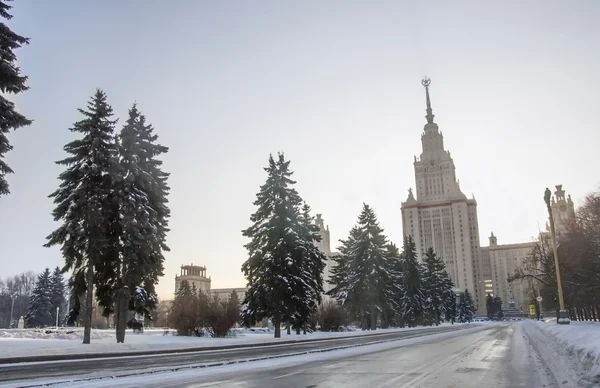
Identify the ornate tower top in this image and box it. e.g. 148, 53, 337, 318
422, 77, 435, 124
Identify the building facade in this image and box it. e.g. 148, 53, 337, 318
401, 78, 482, 307
315, 214, 341, 302
174, 264, 246, 302
174, 264, 211, 294
478, 233, 535, 312
475, 185, 575, 313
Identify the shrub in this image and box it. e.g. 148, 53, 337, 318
318, 301, 349, 331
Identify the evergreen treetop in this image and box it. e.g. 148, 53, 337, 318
0, 0, 32, 196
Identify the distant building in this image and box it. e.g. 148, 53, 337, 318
400, 78, 482, 307
476, 185, 575, 313
478, 233, 535, 313
174, 264, 211, 294
174, 264, 246, 302
314, 214, 341, 302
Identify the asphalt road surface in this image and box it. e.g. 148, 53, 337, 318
72, 323, 543, 388
0, 325, 471, 386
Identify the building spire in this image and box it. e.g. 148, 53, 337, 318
422, 77, 435, 124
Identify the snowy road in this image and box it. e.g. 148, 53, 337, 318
0, 325, 470, 386
136, 323, 538, 388
3, 322, 587, 388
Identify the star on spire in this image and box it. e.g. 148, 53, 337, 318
422, 77, 435, 124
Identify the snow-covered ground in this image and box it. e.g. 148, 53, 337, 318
0, 323, 468, 359
522, 319, 600, 387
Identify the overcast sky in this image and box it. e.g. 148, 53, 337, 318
1, 0, 599, 300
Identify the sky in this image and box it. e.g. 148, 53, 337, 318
1, 0, 599, 300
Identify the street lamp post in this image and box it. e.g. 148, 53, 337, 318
544, 188, 570, 324
9, 294, 17, 329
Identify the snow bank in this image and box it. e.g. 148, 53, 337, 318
525, 319, 600, 386
0, 323, 467, 359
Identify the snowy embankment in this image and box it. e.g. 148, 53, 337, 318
0, 323, 467, 359
522, 319, 600, 387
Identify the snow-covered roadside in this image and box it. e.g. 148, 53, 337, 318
0, 324, 492, 388
0, 322, 471, 359
521, 319, 600, 387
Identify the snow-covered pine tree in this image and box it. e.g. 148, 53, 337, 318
444, 288, 457, 324
0, 0, 32, 197
291, 202, 327, 333
45, 90, 119, 344
382, 242, 402, 328
49, 267, 66, 326
399, 235, 425, 327
111, 105, 168, 343
241, 153, 317, 338
464, 288, 476, 321
457, 292, 467, 323
457, 289, 475, 323
25, 268, 53, 328
328, 204, 392, 330
129, 112, 169, 316
421, 248, 454, 326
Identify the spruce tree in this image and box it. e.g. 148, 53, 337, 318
49, 267, 66, 326
112, 105, 169, 342
422, 248, 454, 326
399, 236, 425, 327
25, 269, 53, 328
383, 242, 402, 327
457, 289, 475, 323
328, 204, 392, 330
465, 288, 476, 319
45, 90, 119, 344
0, 0, 32, 197
241, 153, 321, 338
291, 202, 326, 332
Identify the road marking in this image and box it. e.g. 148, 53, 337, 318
187, 381, 230, 387
273, 370, 304, 379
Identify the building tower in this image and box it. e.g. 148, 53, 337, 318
314, 214, 340, 302
549, 185, 576, 240
401, 78, 482, 304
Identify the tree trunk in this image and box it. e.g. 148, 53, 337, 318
273, 316, 281, 338
295, 326, 301, 335
370, 306, 376, 330
82, 260, 94, 344
115, 286, 129, 343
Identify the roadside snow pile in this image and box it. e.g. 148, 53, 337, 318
532, 319, 600, 385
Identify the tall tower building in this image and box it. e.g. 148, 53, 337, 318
401, 78, 482, 304
314, 214, 341, 302
549, 185, 576, 241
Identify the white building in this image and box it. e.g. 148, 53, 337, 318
476, 185, 575, 313
314, 214, 341, 302
174, 264, 246, 302
401, 78, 482, 307
479, 234, 535, 312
